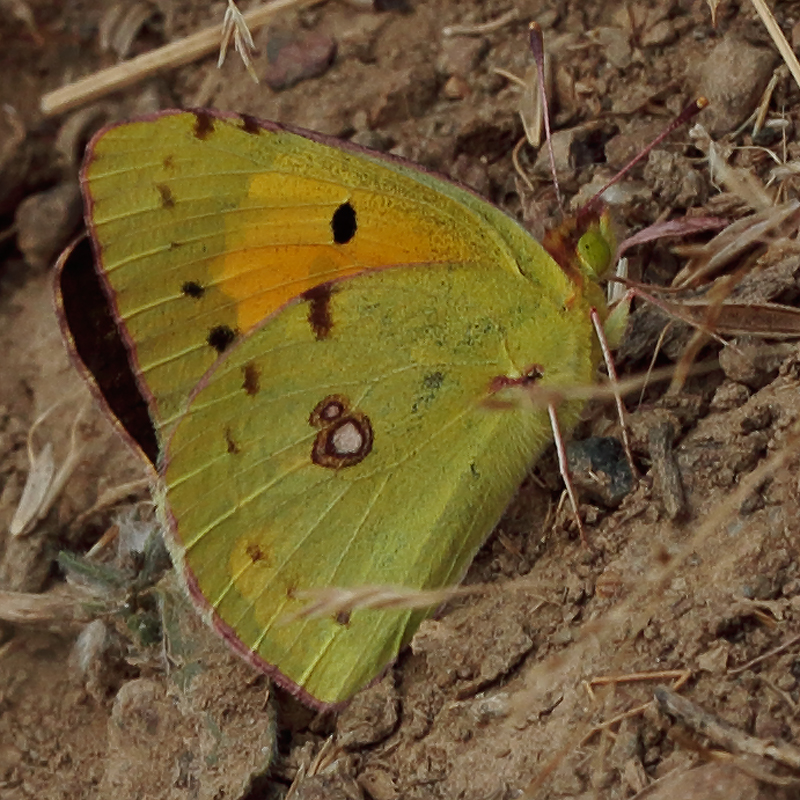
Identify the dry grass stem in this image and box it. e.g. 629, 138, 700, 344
728, 632, 800, 675
587, 669, 691, 692
218, 0, 258, 81
40, 0, 318, 115
581, 671, 691, 744
10, 399, 88, 537
580, 701, 654, 746
285, 582, 497, 623
69, 478, 150, 535
690, 124, 775, 209
0, 587, 93, 626
442, 8, 518, 37
749, 0, 800, 90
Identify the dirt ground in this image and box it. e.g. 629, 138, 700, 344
1, 0, 800, 798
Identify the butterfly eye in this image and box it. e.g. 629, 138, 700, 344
576, 226, 612, 280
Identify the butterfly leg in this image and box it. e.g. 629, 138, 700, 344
547, 403, 588, 547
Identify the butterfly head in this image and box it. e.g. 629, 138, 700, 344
575, 206, 615, 281
542, 205, 616, 289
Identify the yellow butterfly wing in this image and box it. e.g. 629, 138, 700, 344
76, 110, 606, 707
83, 110, 582, 445
164, 262, 598, 706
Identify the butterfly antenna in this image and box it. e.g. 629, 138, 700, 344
577, 97, 709, 226
529, 21, 564, 214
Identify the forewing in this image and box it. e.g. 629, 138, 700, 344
77, 110, 572, 445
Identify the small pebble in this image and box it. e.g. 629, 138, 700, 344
15, 182, 83, 270
437, 36, 488, 77
264, 32, 337, 91
697, 36, 776, 136
337, 675, 399, 749
719, 338, 790, 390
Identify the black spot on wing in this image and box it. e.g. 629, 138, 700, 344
331, 202, 357, 244
207, 324, 236, 353
412, 370, 446, 413
302, 283, 335, 340
335, 610, 351, 626
423, 371, 444, 390
181, 281, 205, 299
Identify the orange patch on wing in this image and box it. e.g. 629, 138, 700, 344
212, 173, 480, 333
212, 246, 360, 332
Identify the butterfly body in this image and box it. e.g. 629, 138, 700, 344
63, 110, 608, 707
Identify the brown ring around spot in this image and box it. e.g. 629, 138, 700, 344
311, 412, 373, 468
309, 394, 350, 428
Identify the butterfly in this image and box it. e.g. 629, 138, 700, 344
57, 108, 616, 708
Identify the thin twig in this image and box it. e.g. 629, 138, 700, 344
0, 587, 92, 626
582, 670, 691, 744
40, 0, 318, 116
655, 685, 800, 771
728, 632, 800, 675
443, 8, 518, 37
749, 0, 800, 91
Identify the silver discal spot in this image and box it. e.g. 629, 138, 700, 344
330, 420, 364, 456
309, 396, 373, 469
